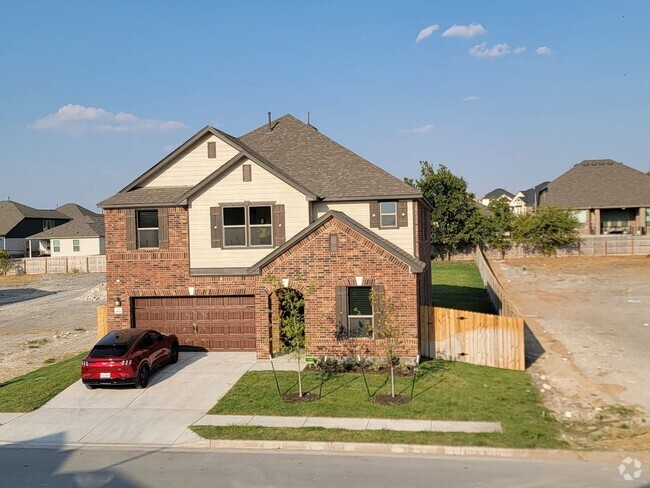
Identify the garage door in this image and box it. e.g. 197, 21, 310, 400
133, 296, 256, 351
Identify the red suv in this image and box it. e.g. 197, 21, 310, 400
82, 329, 179, 389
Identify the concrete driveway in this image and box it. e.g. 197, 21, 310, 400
0, 351, 258, 446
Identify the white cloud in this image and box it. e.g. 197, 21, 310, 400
469, 42, 510, 58
400, 124, 434, 135
416, 24, 439, 43
535, 46, 553, 55
463, 96, 478, 102
442, 23, 487, 39
514, 46, 526, 54
29, 104, 188, 134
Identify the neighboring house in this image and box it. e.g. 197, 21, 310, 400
479, 188, 514, 207
0, 200, 70, 257
539, 159, 650, 235
509, 182, 550, 214
98, 114, 432, 359
26, 203, 105, 257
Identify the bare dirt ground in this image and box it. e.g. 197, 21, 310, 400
493, 256, 650, 450
0, 273, 106, 383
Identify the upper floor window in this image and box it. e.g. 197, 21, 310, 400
223, 205, 272, 247
137, 210, 159, 248
379, 202, 397, 228
43, 220, 55, 230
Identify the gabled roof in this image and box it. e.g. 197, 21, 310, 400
520, 181, 550, 206
544, 159, 650, 208
98, 114, 421, 208
28, 215, 104, 239
191, 210, 426, 276
0, 200, 69, 236
239, 115, 422, 200
481, 188, 514, 201
55, 203, 102, 220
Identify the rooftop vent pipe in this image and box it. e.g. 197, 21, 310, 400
267, 112, 272, 132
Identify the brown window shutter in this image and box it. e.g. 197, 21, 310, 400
373, 284, 385, 329
243, 164, 252, 182
369, 201, 379, 228
329, 233, 338, 252
158, 208, 169, 249
273, 204, 285, 246
126, 209, 136, 250
335, 285, 349, 332
207, 141, 216, 159
397, 201, 408, 228
210, 206, 222, 248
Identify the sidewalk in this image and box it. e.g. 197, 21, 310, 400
194, 414, 502, 433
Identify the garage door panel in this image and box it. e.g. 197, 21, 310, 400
133, 296, 256, 352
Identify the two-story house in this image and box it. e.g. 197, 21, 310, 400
98, 114, 431, 359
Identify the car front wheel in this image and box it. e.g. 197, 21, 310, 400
135, 364, 150, 389
169, 342, 179, 364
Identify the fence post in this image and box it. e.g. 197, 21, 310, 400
97, 305, 108, 339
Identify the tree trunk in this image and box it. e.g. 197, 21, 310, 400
297, 357, 303, 397
390, 365, 395, 398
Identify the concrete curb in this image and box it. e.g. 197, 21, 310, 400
1, 438, 649, 463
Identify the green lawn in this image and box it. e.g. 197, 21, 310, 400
0, 353, 85, 413
199, 359, 562, 449
432, 261, 494, 313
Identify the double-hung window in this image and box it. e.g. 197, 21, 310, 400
53, 240, 60, 253
73, 239, 80, 252
347, 287, 373, 338
137, 210, 159, 248
379, 202, 397, 228
223, 205, 272, 247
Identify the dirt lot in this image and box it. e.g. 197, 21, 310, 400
0, 273, 105, 383
493, 256, 650, 449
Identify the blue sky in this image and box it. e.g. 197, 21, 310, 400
2, 1, 649, 211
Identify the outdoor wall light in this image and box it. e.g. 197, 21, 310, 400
114, 297, 121, 307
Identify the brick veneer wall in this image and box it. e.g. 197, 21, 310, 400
105, 206, 420, 359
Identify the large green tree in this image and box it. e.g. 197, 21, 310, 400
511, 206, 580, 256
405, 162, 483, 259
483, 198, 515, 257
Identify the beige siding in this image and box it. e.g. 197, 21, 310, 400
146, 135, 239, 187
189, 159, 310, 269
312, 200, 414, 255
51, 237, 102, 256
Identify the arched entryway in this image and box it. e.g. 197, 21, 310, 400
269, 287, 305, 356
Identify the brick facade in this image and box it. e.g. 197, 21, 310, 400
105, 205, 424, 360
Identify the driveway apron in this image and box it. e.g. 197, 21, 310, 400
0, 352, 256, 447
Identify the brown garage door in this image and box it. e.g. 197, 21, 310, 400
133, 296, 256, 351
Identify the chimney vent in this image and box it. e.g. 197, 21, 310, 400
267, 112, 272, 132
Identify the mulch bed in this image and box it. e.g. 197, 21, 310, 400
283, 392, 319, 403
372, 394, 411, 405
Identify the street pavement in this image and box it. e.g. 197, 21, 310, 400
0, 445, 645, 488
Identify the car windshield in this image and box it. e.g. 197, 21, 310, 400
89, 344, 131, 358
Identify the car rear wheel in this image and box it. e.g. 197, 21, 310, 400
135, 364, 150, 389
170, 342, 179, 364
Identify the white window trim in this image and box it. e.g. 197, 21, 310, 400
347, 286, 374, 339
53, 239, 60, 253
379, 201, 397, 229
73, 239, 80, 252
137, 210, 159, 249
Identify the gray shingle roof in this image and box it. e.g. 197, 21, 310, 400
0, 200, 69, 236
520, 182, 549, 206
97, 187, 193, 208
55, 203, 102, 220
28, 215, 104, 239
544, 160, 650, 208
239, 114, 421, 200
481, 188, 514, 200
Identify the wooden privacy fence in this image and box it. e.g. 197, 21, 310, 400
97, 305, 108, 339
420, 306, 525, 371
